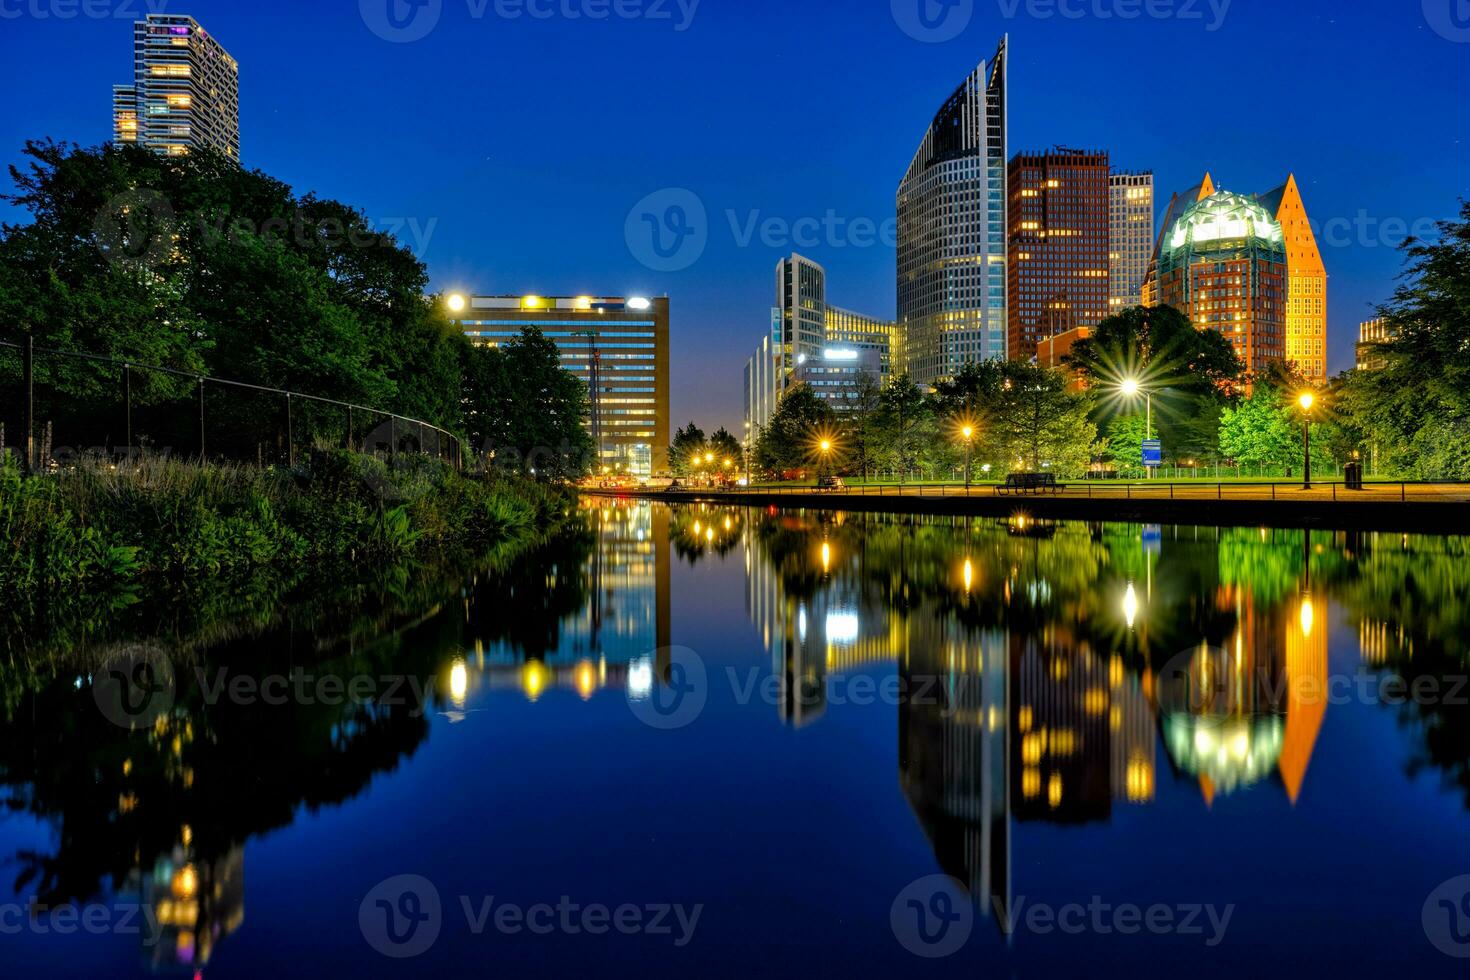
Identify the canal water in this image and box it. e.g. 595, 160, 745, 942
3, 498, 1470, 977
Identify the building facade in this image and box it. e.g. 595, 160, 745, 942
1259, 175, 1328, 383
1109, 171, 1154, 311
459, 295, 670, 476
745, 255, 898, 446
1356, 318, 1398, 371
1155, 190, 1288, 374
897, 37, 1009, 383
1006, 148, 1111, 361
776, 254, 828, 395
113, 14, 239, 160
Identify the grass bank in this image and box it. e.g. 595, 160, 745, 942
0, 450, 571, 606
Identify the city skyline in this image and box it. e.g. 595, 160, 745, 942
2, 3, 1466, 433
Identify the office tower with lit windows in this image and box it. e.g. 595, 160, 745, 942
1153, 189, 1288, 374
747, 255, 899, 436
458, 295, 670, 476
1356, 318, 1399, 371
113, 14, 239, 160
1109, 171, 1154, 310
1006, 147, 1111, 361
897, 37, 1009, 383
1258, 175, 1328, 382
776, 253, 829, 393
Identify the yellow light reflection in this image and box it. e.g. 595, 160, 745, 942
962, 558, 973, 592
575, 660, 597, 701
449, 659, 469, 706
522, 662, 550, 702
1123, 582, 1139, 629
1300, 596, 1315, 638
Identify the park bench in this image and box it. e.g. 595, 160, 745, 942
998, 472, 1063, 495
816, 475, 846, 492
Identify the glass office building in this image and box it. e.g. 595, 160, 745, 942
897, 36, 1009, 384
460, 295, 671, 476
1109, 172, 1155, 311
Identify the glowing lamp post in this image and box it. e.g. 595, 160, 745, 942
1119, 377, 1154, 478
1298, 392, 1316, 490
960, 424, 975, 491
446, 293, 467, 314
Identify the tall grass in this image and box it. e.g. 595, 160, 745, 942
0, 450, 568, 600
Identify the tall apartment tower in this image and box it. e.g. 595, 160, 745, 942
113, 14, 239, 160
1259, 175, 1328, 383
1006, 147, 1111, 361
897, 37, 1009, 384
1109, 172, 1154, 311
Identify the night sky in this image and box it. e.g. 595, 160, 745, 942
3, 0, 1467, 432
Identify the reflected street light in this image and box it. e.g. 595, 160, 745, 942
1297, 392, 1316, 490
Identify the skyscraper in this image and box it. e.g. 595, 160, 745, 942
1109, 171, 1154, 311
113, 14, 239, 160
1258, 175, 1328, 383
897, 37, 1008, 384
1006, 147, 1111, 361
459, 295, 671, 476
775, 253, 828, 395
1154, 189, 1288, 374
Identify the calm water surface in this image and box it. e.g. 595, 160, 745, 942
4, 499, 1470, 977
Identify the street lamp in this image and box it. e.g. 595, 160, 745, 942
1297, 392, 1316, 490
819, 438, 833, 479
960, 423, 975, 492
446, 293, 467, 314
1118, 377, 1155, 478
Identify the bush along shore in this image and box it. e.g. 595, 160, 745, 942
1, 450, 573, 610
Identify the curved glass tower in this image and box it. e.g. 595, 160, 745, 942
897, 37, 1008, 385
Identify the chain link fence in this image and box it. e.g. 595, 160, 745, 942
0, 338, 462, 473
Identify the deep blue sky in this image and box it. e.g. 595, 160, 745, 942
2, 0, 1467, 431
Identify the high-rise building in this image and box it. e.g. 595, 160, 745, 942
825, 306, 904, 381
897, 37, 1009, 383
743, 332, 782, 452
459, 295, 670, 476
1109, 171, 1154, 311
1145, 172, 1327, 380
1258, 175, 1328, 383
113, 14, 239, 160
1356, 318, 1399, 371
745, 255, 898, 438
1006, 148, 1111, 361
775, 254, 828, 395
1154, 189, 1288, 374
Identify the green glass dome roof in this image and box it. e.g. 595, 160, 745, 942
1164, 190, 1284, 256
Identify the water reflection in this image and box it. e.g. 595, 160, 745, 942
1, 500, 1468, 972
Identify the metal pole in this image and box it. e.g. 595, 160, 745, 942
197, 377, 206, 461
123, 364, 132, 459
389, 416, 396, 462
347, 405, 353, 452
22, 336, 34, 476
286, 393, 294, 467
1302, 418, 1312, 490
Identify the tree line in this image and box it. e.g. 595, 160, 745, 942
0, 140, 591, 478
